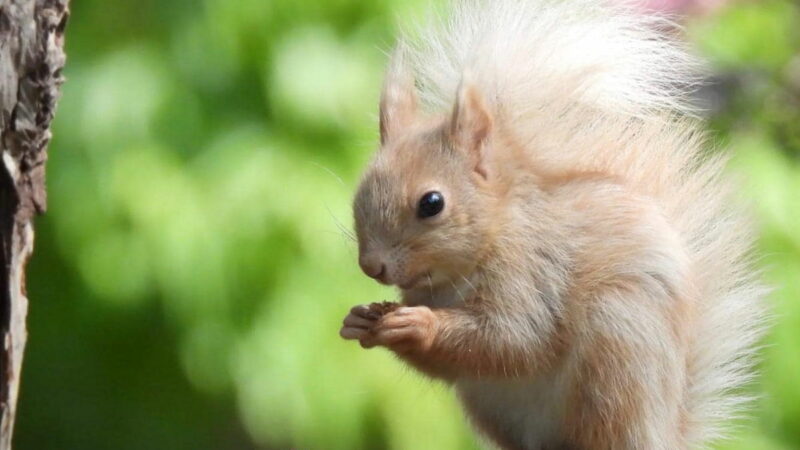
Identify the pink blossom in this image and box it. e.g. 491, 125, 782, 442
633, 0, 730, 15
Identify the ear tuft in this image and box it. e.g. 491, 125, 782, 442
450, 82, 493, 178
379, 45, 418, 145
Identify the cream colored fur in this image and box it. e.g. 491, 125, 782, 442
340, 1, 769, 449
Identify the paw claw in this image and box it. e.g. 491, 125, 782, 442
340, 326, 368, 340
343, 314, 375, 329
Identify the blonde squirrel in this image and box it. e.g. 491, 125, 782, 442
339, 1, 768, 448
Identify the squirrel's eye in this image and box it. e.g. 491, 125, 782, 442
417, 191, 445, 219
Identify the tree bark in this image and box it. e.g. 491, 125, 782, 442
0, 0, 68, 447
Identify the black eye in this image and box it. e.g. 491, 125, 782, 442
417, 191, 445, 218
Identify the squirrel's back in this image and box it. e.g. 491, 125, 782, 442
393, 0, 769, 447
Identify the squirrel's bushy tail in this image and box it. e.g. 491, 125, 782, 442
399, 0, 702, 118
393, 0, 768, 447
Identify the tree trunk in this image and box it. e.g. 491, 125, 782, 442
0, 0, 69, 447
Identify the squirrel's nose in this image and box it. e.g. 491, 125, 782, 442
359, 256, 387, 282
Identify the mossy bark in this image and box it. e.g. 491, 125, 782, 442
0, 0, 68, 447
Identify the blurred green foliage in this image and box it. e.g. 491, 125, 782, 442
12, 0, 800, 449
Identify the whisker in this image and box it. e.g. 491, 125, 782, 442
308, 161, 358, 244
427, 273, 434, 303
449, 278, 467, 305
459, 273, 477, 295
310, 161, 346, 187
325, 205, 357, 243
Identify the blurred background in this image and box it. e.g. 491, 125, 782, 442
11, 0, 799, 448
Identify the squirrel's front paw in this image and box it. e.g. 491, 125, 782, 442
360, 306, 439, 354
340, 302, 401, 341
340, 304, 380, 341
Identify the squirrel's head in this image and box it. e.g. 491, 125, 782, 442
354, 68, 501, 291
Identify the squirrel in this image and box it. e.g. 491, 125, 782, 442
339, 1, 768, 448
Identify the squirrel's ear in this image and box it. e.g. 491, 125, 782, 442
379, 47, 417, 145
450, 83, 492, 179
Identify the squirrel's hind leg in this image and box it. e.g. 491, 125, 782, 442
563, 289, 688, 450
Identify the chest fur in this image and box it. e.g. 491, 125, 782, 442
455, 372, 569, 449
